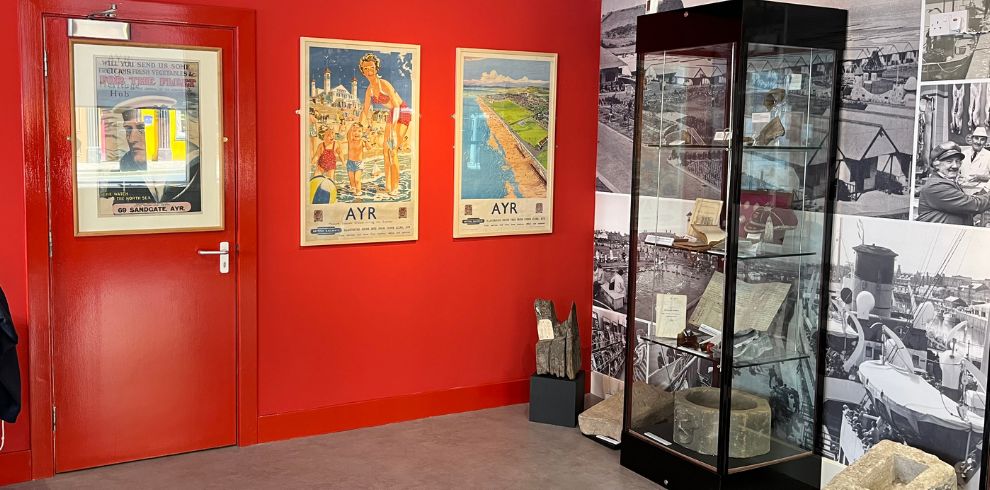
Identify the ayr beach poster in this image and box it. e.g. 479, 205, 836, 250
454, 48, 557, 238
300, 38, 419, 246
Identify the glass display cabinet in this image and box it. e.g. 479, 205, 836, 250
619, 1, 846, 488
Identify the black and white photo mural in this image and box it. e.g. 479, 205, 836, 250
592, 0, 989, 486
834, 0, 919, 219
825, 215, 987, 488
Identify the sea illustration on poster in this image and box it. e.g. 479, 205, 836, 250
454, 49, 556, 238
300, 38, 419, 246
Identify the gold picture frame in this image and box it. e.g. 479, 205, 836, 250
70, 40, 224, 236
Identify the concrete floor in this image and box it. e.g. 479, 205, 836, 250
10, 404, 657, 489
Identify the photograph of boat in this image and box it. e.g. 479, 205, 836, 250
825, 215, 988, 488
922, 0, 989, 82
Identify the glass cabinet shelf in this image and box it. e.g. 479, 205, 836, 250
629, 425, 812, 474
646, 241, 817, 261
639, 334, 811, 368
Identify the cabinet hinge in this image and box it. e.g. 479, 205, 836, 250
48, 231, 53, 257
52, 405, 56, 432
44, 50, 48, 78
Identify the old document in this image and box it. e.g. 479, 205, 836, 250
655, 294, 687, 338
689, 272, 790, 332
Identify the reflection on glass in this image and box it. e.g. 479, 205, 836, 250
75, 54, 203, 217
630, 42, 736, 471
726, 43, 835, 472
630, 39, 838, 474
743, 44, 835, 149
639, 44, 733, 203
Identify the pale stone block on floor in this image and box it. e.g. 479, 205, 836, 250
578, 381, 673, 441
824, 439, 956, 490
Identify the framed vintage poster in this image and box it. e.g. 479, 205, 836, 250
454, 48, 557, 238
71, 41, 224, 236
300, 38, 420, 246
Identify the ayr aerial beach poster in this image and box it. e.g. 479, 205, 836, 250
454, 48, 556, 238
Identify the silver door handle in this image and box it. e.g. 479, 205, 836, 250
197, 241, 230, 273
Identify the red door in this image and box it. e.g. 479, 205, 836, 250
45, 17, 238, 472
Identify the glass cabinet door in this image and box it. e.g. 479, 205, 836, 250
630, 41, 838, 472
726, 44, 837, 472
628, 42, 735, 470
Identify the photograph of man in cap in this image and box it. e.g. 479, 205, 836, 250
961, 126, 990, 189
916, 141, 990, 225
98, 97, 202, 213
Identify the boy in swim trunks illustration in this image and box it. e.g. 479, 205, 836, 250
346, 123, 371, 197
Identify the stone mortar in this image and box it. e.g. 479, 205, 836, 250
673, 386, 771, 458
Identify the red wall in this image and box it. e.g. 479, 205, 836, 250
244, 0, 599, 420
0, 0, 32, 482
1, 0, 600, 481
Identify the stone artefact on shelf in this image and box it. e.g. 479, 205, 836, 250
672, 387, 770, 458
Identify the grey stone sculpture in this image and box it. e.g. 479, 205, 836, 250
534, 299, 581, 380
824, 440, 956, 490
673, 387, 771, 458
578, 382, 674, 441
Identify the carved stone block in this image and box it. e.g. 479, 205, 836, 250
673, 387, 770, 458
824, 440, 956, 490
535, 342, 551, 375
534, 299, 581, 380
549, 338, 566, 378
579, 382, 674, 441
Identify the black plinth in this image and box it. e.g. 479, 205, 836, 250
528, 370, 585, 427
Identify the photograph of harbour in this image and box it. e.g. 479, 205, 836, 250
921, 0, 990, 82
824, 215, 988, 488
833, 0, 919, 219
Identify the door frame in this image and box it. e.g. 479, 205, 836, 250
19, 0, 258, 478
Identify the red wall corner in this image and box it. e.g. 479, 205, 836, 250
8, 0, 601, 469
0, 450, 32, 486
258, 378, 530, 442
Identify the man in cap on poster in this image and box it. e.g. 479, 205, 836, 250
917, 141, 990, 225
99, 96, 202, 213
961, 126, 990, 192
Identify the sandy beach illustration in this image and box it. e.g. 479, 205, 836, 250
474, 96, 547, 198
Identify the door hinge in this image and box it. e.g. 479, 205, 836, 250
52, 405, 56, 432
48, 231, 53, 257
43, 50, 48, 78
